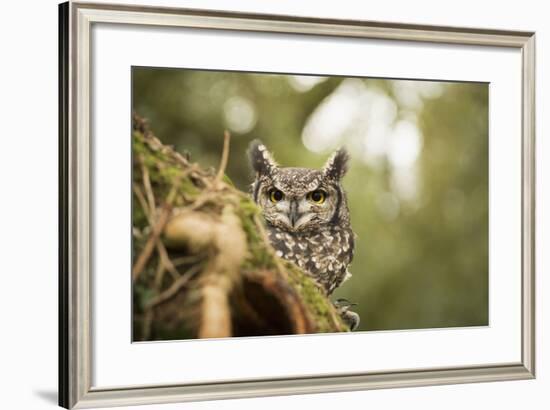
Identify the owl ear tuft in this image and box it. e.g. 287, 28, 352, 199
248, 139, 277, 176
322, 148, 349, 180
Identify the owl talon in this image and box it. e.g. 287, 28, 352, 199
341, 310, 360, 331
334, 298, 360, 331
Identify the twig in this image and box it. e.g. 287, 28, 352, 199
153, 256, 166, 290
146, 264, 202, 308
172, 254, 204, 267
134, 182, 179, 282
133, 183, 150, 217
188, 191, 218, 212
157, 244, 180, 281
215, 130, 231, 183
152, 246, 180, 294
140, 155, 156, 213
131, 203, 171, 282
132, 182, 179, 282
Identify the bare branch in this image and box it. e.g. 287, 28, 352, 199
215, 130, 231, 183
146, 264, 202, 309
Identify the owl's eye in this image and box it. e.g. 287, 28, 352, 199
308, 190, 327, 204
269, 189, 284, 203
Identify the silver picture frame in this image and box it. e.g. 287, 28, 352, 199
59, 1, 536, 408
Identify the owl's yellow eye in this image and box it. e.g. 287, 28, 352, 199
308, 190, 326, 204
269, 189, 284, 203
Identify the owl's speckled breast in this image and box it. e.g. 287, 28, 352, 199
267, 224, 354, 295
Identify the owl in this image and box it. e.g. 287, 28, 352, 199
247, 140, 356, 299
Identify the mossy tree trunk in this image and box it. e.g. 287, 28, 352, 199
132, 115, 347, 341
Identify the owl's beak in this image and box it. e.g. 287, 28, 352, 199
288, 200, 300, 227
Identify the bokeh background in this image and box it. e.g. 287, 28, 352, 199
132, 67, 488, 332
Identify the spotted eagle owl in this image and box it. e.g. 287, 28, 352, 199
248, 141, 358, 329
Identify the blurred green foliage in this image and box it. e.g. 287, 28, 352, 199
133, 67, 488, 332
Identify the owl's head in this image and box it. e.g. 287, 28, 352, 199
248, 140, 350, 233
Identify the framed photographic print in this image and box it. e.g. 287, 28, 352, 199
59, 1, 535, 408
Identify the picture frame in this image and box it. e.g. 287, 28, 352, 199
59, 1, 536, 408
